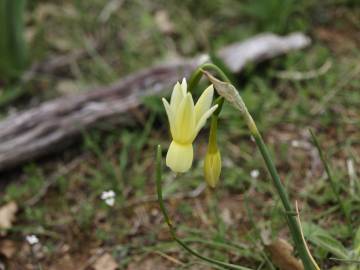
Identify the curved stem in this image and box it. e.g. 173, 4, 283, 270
204, 72, 317, 270
188, 63, 228, 118
156, 145, 172, 228
188, 63, 230, 93
200, 63, 231, 83
241, 109, 316, 270
156, 145, 253, 270
214, 96, 224, 116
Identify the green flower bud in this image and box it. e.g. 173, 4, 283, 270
204, 115, 221, 188
204, 148, 221, 188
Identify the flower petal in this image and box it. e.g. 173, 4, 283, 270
162, 98, 175, 136
193, 104, 218, 139
181, 78, 187, 95
174, 93, 195, 143
166, 141, 193, 173
194, 85, 214, 124
170, 82, 184, 110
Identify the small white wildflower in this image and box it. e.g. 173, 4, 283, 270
26, 235, 39, 245
291, 140, 300, 148
101, 190, 116, 206
250, 169, 260, 179
105, 197, 115, 207
101, 190, 115, 200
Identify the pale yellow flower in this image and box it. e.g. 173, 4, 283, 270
162, 79, 218, 173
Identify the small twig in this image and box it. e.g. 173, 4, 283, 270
24, 155, 87, 206
121, 183, 206, 209
311, 64, 360, 114
98, 0, 125, 23
22, 41, 102, 83
274, 60, 332, 81
151, 250, 185, 266
79, 248, 106, 270
346, 158, 359, 196
329, 257, 360, 264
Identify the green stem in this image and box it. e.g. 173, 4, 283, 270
214, 96, 225, 116
156, 145, 253, 270
188, 63, 230, 93
245, 115, 316, 270
208, 116, 219, 153
156, 145, 172, 228
207, 96, 224, 158
309, 129, 353, 235
203, 63, 317, 270
188, 62, 228, 118
187, 63, 226, 156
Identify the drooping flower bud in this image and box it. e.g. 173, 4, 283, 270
204, 116, 221, 188
204, 148, 221, 188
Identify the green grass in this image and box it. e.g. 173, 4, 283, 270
0, 0, 359, 269
0, 0, 28, 80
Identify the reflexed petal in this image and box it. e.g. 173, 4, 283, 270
166, 141, 193, 173
193, 104, 218, 139
170, 82, 185, 110
174, 93, 195, 143
162, 98, 175, 136
194, 85, 214, 124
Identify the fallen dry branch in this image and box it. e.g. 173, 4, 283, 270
0, 32, 310, 171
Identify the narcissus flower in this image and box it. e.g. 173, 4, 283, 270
162, 79, 218, 173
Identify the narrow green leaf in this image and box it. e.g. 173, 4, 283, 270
302, 222, 350, 260
0, 0, 27, 79
354, 227, 360, 257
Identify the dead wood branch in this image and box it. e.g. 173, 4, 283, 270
0, 32, 310, 171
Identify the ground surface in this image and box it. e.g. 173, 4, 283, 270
0, 0, 359, 269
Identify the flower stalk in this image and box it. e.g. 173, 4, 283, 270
189, 63, 227, 188
157, 62, 319, 270
156, 145, 253, 270
203, 70, 318, 270
188, 62, 230, 94
157, 64, 255, 269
